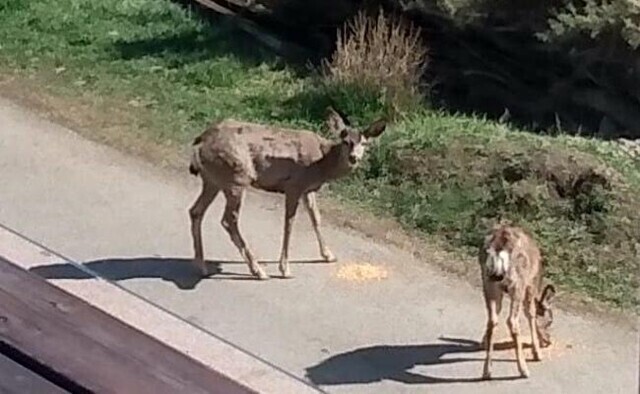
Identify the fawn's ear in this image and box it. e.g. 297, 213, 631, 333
363, 118, 387, 138
326, 107, 349, 136
540, 284, 556, 309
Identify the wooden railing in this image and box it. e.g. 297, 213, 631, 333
0, 256, 255, 394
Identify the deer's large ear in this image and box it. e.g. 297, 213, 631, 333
540, 284, 556, 309
326, 107, 348, 136
363, 118, 387, 138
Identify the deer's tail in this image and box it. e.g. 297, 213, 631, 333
189, 135, 204, 176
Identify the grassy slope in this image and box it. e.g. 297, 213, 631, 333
1, 0, 638, 309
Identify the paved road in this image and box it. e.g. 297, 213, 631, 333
0, 97, 637, 393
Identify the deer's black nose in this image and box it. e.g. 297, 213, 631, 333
489, 273, 504, 282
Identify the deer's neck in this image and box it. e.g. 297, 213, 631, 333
316, 141, 351, 180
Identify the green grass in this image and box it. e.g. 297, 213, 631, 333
1, 0, 638, 309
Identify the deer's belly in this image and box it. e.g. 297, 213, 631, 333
250, 170, 290, 193
251, 158, 307, 193
251, 181, 286, 193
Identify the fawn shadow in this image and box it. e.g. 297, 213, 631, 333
29, 257, 329, 290
306, 337, 522, 386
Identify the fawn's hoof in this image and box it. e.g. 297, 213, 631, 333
519, 368, 530, 379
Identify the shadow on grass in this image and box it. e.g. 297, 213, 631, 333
29, 257, 330, 290
306, 337, 524, 386
111, 22, 279, 67
110, 0, 319, 74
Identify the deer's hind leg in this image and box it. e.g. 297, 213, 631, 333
221, 187, 268, 280
189, 181, 219, 276
525, 288, 542, 361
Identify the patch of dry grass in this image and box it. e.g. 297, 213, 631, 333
323, 8, 428, 115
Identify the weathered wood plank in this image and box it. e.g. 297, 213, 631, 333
0, 256, 255, 394
0, 352, 69, 394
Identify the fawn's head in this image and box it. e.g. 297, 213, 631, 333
326, 107, 387, 167
535, 284, 556, 347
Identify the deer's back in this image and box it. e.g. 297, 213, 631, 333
197, 119, 331, 192
511, 228, 543, 288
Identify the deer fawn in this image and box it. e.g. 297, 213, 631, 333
479, 223, 556, 379
188, 107, 387, 279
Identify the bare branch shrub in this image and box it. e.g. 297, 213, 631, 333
323, 8, 429, 114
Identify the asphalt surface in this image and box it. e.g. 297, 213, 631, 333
0, 97, 637, 393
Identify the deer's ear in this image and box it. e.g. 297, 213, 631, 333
363, 118, 387, 138
326, 107, 348, 136
540, 284, 556, 308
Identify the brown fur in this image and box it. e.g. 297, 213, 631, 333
479, 224, 556, 379
188, 107, 386, 279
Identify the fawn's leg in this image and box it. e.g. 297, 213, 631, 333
221, 187, 267, 280
482, 290, 501, 379
303, 192, 336, 262
481, 289, 503, 349
508, 292, 530, 378
278, 192, 301, 278
189, 181, 219, 276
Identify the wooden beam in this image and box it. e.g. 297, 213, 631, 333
0, 256, 256, 394
0, 352, 68, 394
189, 0, 313, 59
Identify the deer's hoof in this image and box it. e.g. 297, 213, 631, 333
194, 260, 208, 277
322, 251, 337, 263
250, 266, 269, 280
256, 271, 269, 280
519, 368, 530, 379
482, 371, 492, 380
279, 267, 292, 279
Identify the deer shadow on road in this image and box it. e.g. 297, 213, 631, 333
29, 257, 328, 290
306, 337, 523, 386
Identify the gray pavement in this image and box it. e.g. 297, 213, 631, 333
0, 96, 637, 393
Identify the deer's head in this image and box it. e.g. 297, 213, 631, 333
535, 284, 556, 347
326, 107, 387, 168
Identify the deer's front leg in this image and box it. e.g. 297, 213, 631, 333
482, 297, 499, 380
303, 192, 336, 262
279, 193, 301, 278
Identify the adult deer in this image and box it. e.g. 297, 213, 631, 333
479, 223, 556, 379
188, 108, 387, 279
